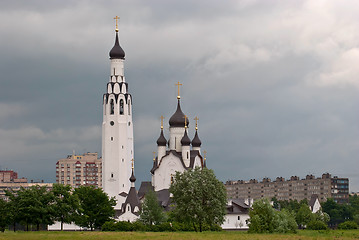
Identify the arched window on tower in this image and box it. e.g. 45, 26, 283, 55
128, 99, 131, 115
120, 99, 124, 115
110, 99, 114, 115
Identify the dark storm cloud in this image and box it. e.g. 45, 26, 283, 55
0, 1, 358, 191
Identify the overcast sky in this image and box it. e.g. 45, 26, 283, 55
0, 0, 358, 192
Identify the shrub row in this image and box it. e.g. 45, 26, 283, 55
102, 221, 222, 232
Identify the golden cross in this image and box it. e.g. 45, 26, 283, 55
114, 16, 120, 32
194, 116, 199, 130
175, 81, 182, 99
153, 152, 156, 161
183, 115, 188, 128
131, 158, 134, 169
203, 150, 207, 162
160, 115, 164, 129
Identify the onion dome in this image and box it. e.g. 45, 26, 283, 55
169, 100, 189, 127
109, 32, 125, 59
192, 130, 202, 147
129, 168, 136, 182
156, 129, 167, 146
181, 129, 191, 146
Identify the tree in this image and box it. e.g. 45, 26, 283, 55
5, 190, 21, 232
248, 198, 276, 233
52, 184, 79, 230
296, 203, 314, 228
6, 185, 54, 231
274, 209, 297, 233
248, 198, 298, 233
169, 167, 227, 232
322, 198, 353, 227
0, 198, 9, 232
73, 186, 116, 230
139, 189, 166, 225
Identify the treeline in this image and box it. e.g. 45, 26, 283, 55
275, 196, 359, 228
0, 184, 115, 232
254, 195, 359, 233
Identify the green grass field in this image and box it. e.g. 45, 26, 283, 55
1, 230, 359, 240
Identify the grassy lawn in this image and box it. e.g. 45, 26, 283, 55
1, 230, 359, 240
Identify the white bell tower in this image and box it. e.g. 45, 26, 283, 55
102, 17, 134, 210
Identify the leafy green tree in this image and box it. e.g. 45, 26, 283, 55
139, 189, 166, 225
274, 209, 297, 233
5, 190, 21, 232
296, 203, 314, 228
278, 199, 301, 212
248, 198, 276, 233
6, 185, 54, 231
170, 167, 227, 232
322, 198, 353, 227
52, 184, 79, 230
249, 198, 298, 233
73, 186, 116, 230
0, 198, 9, 232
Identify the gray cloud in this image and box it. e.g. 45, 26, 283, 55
0, 0, 358, 191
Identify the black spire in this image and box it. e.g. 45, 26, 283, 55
130, 167, 136, 182
181, 129, 191, 146
192, 130, 202, 147
169, 100, 189, 127
156, 129, 167, 146
109, 32, 125, 59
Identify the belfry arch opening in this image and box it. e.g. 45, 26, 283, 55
110, 99, 114, 115
120, 99, 124, 115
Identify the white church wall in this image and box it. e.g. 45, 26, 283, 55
48, 222, 85, 231
169, 127, 185, 152
193, 155, 202, 168
154, 153, 186, 191
221, 213, 250, 230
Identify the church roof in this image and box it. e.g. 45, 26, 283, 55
169, 100, 188, 128
191, 130, 202, 147
121, 186, 141, 215
138, 181, 153, 200
226, 199, 250, 214
120, 168, 141, 215
156, 129, 167, 146
109, 32, 125, 59
181, 129, 191, 146
151, 150, 203, 174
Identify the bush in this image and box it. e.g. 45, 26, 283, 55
307, 220, 328, 230
274, 209, 297, 233
338, 221, 358, 230
101, 221, 117, 231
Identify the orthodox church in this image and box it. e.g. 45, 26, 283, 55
152, 89, 205, 189
101, 17, 206, 222
147, 87, 205, 207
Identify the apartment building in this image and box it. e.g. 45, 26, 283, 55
0, 170, 27, 183
56, 152, 102, 188
225, 173, 349, 203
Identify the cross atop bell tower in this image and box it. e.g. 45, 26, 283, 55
114, 16, 120, 32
